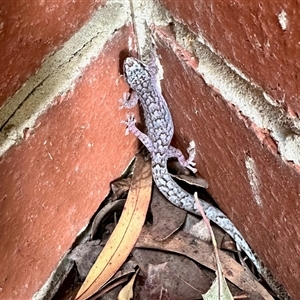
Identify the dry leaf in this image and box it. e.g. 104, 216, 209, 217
149, 186, 186, 241
69, 240, 103, 281
171, 173, 208, 188
132, 248, 211, 298
75, 154, 152, 300
117, 271, 138, 300
188, 219, 211, 241
139, 263, 175, 300
167, 160, 208, 188
88, 260, 137, 299
203, 275, 234, 300
110, 177, 132, 201
136, 228, 273, 300
90, 199, 126, 239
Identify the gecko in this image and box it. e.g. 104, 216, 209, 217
120, 55, 291, 300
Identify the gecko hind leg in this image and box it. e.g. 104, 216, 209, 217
167, 141, 197, 173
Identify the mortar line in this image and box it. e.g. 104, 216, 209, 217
0, 0, 130, 157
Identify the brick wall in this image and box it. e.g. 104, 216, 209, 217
0, 0, 103, 107
0, 0, 299, 299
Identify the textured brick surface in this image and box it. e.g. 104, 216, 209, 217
1, 1, 299, 298
160, 0, 300, 117
0, 26, 138, 299
0, 0, 104, 107
155, 35, 299, 298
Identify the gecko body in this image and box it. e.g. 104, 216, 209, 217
121, 56, 290, 300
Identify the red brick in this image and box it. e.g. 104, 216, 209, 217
155, 34, 299, 298
0, 0, 104, 107
0, 26, 138, 299
159, 0, 300, 117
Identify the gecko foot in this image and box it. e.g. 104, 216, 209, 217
185, 141, 197, 173
183, 162, 197, 174
167, 142, 197, 173
118, 92, 130, 109
120, 113, 136, 135
119, 91, 139, 109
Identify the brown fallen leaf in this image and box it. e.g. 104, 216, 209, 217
136, 228, 273, 300
90, 262, 136, 299
117, 271, 138, 300
149, 186, 186, 241
68, 240, 103, 281
110, 177, 132, 201
75, 154, 152, 300
139, 262, 175, 300
132, 248, 211, 298
188, 219, 211, 242
171, 173, 209, 189
167, 160, 208, 188
90, 199, 126, 239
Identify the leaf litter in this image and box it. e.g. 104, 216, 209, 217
48, 152, 278, 300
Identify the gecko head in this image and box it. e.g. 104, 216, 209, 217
123, 57, 151, 88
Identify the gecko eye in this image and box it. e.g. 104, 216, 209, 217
123, 57, 135, 76
124, 57, 146, 72
124, 57, 134, 67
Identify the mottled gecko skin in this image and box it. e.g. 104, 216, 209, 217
121, 57, 291, 300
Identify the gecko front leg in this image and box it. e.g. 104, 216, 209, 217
119, 91, 139, 109
121, 113, 154, 153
